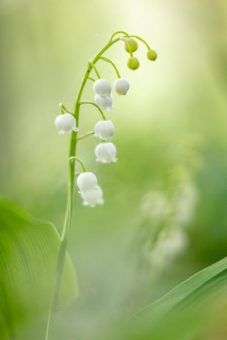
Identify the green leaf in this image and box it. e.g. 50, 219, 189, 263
142, 256, 227, 316
0, 197, 77, 339
119, 257, 227, 340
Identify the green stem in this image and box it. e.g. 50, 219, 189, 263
110, 30, 129, 41
77, 131, 94, 142
128, 34, 152, 50
79, 101, 106, 120
88, 76, 95, 82
89, 62, 101, 78
44, 34, 122, 340
98, 56, 121, 78
69, 156, 86, 172
59, 103, 73, 114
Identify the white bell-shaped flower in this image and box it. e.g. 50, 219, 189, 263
93, 79, 111, 96
55, 113, 78, 134
94, 94, 113, 111
94, 120, 115, 140
80, 185, 104, 207
95, 142, 117, 163
114, 78, 130, 95
77, 172, 97, 192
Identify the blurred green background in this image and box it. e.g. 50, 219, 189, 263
0, 0, 227, 338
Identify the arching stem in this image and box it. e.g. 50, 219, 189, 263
128, 34, 152, 51
45, 34, 123, 340
110, 30, 129, 41
98, 56, 121, 78
59, 103, 73, 114
69, 157, 86, 172
79, 101, 106, 120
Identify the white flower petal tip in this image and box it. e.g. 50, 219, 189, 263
94, 120, 115, 140
114, 78, 130, 95
77, 172, 97, 192
81, 185, 104, 207
55, 113, 78, 134
95, 142, 117, 164
94, 94, 113, 111
96, 158, 118, 164
93, 79, 112, 95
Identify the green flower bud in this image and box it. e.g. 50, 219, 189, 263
124, 38, 138, 53
147, 49, 157, 61
127, 57, 140, 70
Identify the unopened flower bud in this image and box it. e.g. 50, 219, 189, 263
147, 49, 157, 61
55, 113, 78, 134
94, 120, 115, 140
77, 172, 97, 192
127, 57, 140, 70
93, 79, 112, 96
80, 185, 104, 207
95, 142, 117, 163
124, 38, 138, 53
94, 94, 113, 111
114, 78, 130, 95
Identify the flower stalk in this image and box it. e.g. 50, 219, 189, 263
46, 31, 157, 339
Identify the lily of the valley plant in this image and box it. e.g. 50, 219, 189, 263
46, 30, 157, 339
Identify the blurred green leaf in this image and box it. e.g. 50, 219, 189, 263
143, 256, 227, 316
119, 257, 227, 339
0, 197, 77, 340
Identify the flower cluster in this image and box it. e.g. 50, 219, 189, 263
54, 32, 157, 207
93, 78, 129, 166
139, 179, 198, 273
54, 78, 130, 206
123, 37, 157, 70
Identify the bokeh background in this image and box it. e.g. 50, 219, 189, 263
0, 0, 227, 338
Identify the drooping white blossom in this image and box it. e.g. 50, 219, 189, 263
80, 185, 104, 207
94, 120, 115, 140
93, 79, 111, 96
55, 114, 78, 134
95, 142, 117, 163
94, 94, 113, 111
114, 78, 130, 95
148, 229, 188, 269
77, 172, 97, 192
